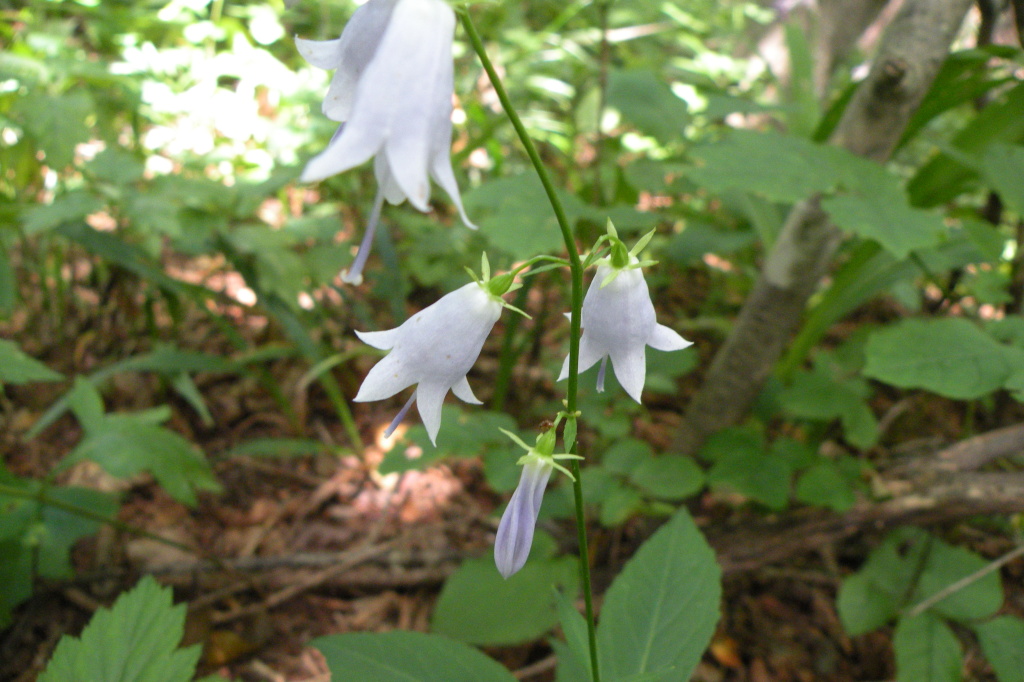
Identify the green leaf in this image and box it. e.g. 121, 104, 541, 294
381, 408, 521, 476
864, 318, 1012, 399
463, 175, 586, 260
909, 81, 1024, 208
554, 590, 592, 681
64, 410, 219, 506
314, 631, 516, 682
982, 143, 1024, 215
821, 192, 945, 259
431, 556, 579, 646
602, 438, 652, 475
606, 69, 689, 142
685, 130, 874, 203
0, 339, 63, 384
974, 616, 1024, 682
0, 240, 17, 316
629, 455, 705, 501
838, 527, 931, 635
837, 570, 902, 636
706, 437, 791, 510
13, 90, 94, 169
38, 576, 200, 682
597, 507, 721, 682
599, 484, 644, 526
914, 539, 1002, 623
893, 613, 962, 682
220, 438, 328, 459
21, 191, 104, 235
795, 462, 857, 512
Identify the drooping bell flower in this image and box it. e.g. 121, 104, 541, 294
494, 428, 580, 579
296, 0, 474, 284
559, 224, 691, 402
354, 256, 521, 444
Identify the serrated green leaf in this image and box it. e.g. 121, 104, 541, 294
64, 413, 219, 506
893, 613, 962, 682
821, 193, 945, 259
0, 339, 63, 384
597, 507, 721, 682
432, 556, 578, 646
38, 576, 200, 682
974, 616, 1024, 682
314, 631, 516, 682
685, 130, 878, 203
864, 318, 1012, 399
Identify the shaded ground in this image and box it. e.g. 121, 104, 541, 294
1, 255, 1020, 682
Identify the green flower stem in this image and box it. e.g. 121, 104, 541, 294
460, 12, 600, 682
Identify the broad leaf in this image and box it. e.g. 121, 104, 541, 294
39, 576, 200, 682
431, 556, 578, 646
864, 318, 1012, 399
982, 143, 1024, 215
314, 631, 516, 682
893, 614, 961, 682
597, 507, 721, 682
974, 617, 1024, 682
822, 192, 945, 259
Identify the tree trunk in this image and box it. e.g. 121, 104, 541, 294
672, 0, 975, 456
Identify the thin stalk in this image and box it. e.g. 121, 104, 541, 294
461, 13, 599, 682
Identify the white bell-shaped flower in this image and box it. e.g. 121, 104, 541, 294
296, 0, 474, 284
354, 282, 502, 445
559, 230, 691, 402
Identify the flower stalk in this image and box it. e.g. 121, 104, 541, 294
460, 12, 600, 682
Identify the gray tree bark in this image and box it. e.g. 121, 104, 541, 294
814, 0, 891, 95
672, 0, 975, 456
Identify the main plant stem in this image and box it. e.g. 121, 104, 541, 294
460, 13, 599, 682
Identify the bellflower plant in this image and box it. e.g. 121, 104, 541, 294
354, 257, 521, 444
559, 225, 692, 403
494, 427, 581, 579
297, 0, 474, 284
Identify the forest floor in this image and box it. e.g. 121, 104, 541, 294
1, 258, 1021, 682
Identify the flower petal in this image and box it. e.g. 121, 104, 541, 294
354, 328, 400, 350
451, 376, 482, 405
353, 354, 414, 402
648, 323, 692, 352
494, 460, 552, 579
610, 345, 646, 403
295, 37, 343, 70
415, 381, 449, 445
557, 333, 605, 382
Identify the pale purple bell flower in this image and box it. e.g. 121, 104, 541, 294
296, 0, 474, 284
559, 227, 691, 402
